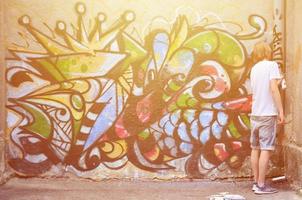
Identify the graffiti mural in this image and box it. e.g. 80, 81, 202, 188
272, 0, 285, 71
6, 2, 271, 177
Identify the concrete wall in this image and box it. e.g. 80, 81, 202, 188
284, 0, 302, 188
0, 0, 7, 184
3, 0, 283, 180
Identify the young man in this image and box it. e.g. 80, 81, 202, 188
250, 42, 284, 194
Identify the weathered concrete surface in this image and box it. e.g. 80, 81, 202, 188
0, 0, 7, 185
0, 131, 6, 185
0, 177, 301, 200
284, 144, 302, 188
284, 0, 302, 188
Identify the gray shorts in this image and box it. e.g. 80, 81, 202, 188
250, 116, 277, 151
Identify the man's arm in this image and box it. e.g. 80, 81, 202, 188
270, 79, 284, 124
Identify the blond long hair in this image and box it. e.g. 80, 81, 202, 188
251, 42, 272, 64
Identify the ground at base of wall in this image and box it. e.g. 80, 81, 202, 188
285, 143, 302, 189
0, 177, 301, 200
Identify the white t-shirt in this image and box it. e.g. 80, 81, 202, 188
250, 60, 282, 116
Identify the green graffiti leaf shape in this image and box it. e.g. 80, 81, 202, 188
138, 129, 151, 140
168, 93, 197, 111
184, 30, 245, 67
19, 102, 52, 139
120, 32, 147, 66
228, 121, 241, 139
183, 30, 218, 54
71, 94, 84, 111
215, 31, 245, 67
33, 59, 66, 82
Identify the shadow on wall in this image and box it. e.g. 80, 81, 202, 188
5, 2, 283, 178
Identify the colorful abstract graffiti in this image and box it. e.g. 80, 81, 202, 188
6, 2, 270, 177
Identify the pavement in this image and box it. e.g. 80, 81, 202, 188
0, 177, 301, 200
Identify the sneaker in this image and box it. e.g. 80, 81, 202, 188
252, 182, 258, 191
254, 184, 278, 194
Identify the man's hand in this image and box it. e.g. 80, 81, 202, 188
278, 112, 285, 124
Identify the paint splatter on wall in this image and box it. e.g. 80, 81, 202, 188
5, 1, 282, 178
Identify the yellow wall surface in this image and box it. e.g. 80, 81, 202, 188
285, 0, 302, 146
5, 0, 274, 46
284, 0, 302, 186
3, 0, 284, 179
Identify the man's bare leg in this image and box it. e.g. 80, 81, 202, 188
258, 150, 271, 187
251, 149, 260, 183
